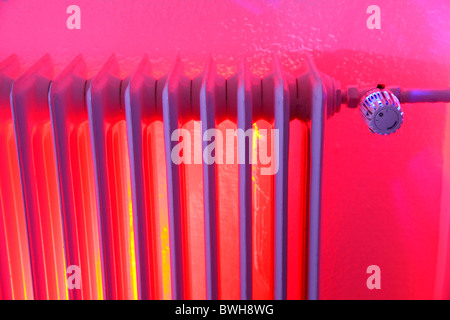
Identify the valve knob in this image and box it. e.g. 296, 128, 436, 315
359, 88, 404, 135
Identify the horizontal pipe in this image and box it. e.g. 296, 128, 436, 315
397, 88, 450, 104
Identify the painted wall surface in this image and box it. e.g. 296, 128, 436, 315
0, 0, 449, 299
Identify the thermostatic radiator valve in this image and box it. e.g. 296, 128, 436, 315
342, 84, 450, 135
359, 87, 403, 135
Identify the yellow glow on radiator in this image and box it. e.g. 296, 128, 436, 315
128, 183, 138, 300
161, 225, 171, 299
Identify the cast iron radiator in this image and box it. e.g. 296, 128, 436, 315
0, 53, 342, 300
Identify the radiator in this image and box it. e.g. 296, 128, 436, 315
1, 53, 448, 300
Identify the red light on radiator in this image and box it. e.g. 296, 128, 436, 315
0, 55, 34, 300
10, 55, 67, 300
1, 54, 312, 300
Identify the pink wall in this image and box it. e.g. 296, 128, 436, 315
1, 0, 449, 299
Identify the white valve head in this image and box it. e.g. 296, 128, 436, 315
359, 88, 404, 135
